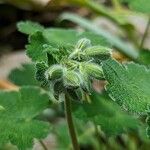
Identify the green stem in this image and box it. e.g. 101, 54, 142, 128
140, 17, 150, 49
64, 94, 80, 150
39, 140, 48, 150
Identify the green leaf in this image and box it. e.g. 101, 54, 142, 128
102, 59, 150, 114
0, 87, 51, 150
60, 13, 139, 60
73, 92, 139, 135
35, 62, 49, 87
43, 28, 109, 48
26, 32, 49, 62
8, 63, 39, 86
17, 21, 44, 35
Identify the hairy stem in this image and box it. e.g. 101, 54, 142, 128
39, 140, 48, 150
140, 17, 150, 49
64, 94, 80, 150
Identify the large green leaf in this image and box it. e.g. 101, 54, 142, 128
102, 59, 150, 114
0, 87, 51, 150
73, 92, 140, 135
8, 63, 39, 86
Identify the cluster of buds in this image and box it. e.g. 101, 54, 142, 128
45, 38, 111, 101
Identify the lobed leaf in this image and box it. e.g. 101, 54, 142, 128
102, 59, 150, 114
0, 87, 51, 149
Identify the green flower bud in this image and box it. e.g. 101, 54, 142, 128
63, 70, 81, 89
75, 38, 91, 50
80, 62, 104, 80
46, 65, 63, 80
79, 71, 91, 93
84, 46, 111, 59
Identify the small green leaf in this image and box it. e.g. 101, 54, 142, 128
0, 87, 51, 150
17, 21, 44, 35
102, 59, 150, 114
26, 32, 49, 62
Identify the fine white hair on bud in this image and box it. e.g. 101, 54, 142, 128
63, 70, 81, 89
80, 62, 104, 80
45, 64, 64, 80
75, 38, 91, 51
84, 45, 111, 58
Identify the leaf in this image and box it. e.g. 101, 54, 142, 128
0, 87, 51, 150
43, 28, 109, 48
73, 92, 140, 135
26, 32, 49, 62
17, 21, 44, 35
102, 59, 150, 114
8, 63, 39, 86
35, 62, 49, 87
60, 13, 139, 60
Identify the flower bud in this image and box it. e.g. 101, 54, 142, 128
76, 38, 91, 50
80, 62, 104, 80
63, 70, 81, 88
46, 65, 63, 80
84, 46, 111, 59
79, 71, 91, 93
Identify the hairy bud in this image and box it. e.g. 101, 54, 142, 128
75, 38, 91, 50
80, 62, 104, 79
84, 46, 111, 58
46, 65, 63, 80
63, 70, 81, 88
